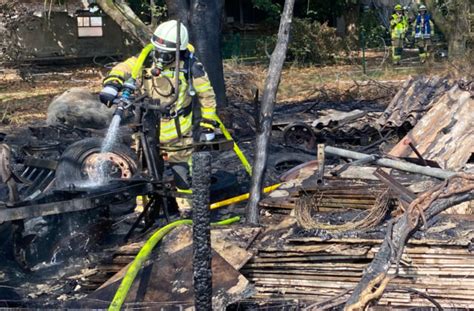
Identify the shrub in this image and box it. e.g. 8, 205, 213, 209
284, 18, 347, 64
358, 9, 390, 48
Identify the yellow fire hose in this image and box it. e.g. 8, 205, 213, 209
215, 116, 253, 176
108, 216, 241, 311
131, 43, 154, 80
210, 183, 281, 210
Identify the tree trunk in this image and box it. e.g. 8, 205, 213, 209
426, 0, 470, 59
166, 0, 227, 107
246, 0, 295, 225
166, 0, 190, 27
189, 0, 226, 107
97, 0, 152, 46
448, 31, 469, 58
192, 152, 213, 310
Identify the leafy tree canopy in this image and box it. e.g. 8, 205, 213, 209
252, 0, 355, 24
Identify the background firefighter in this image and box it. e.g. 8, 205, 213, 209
413, 4, 435, 63
99, 20, 218, 217
390, 4, 409, 65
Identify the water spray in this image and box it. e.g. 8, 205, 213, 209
92, 78, 138, 186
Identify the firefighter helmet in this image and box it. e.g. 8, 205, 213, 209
394, 4, 403, 11
151, 20, 189, 51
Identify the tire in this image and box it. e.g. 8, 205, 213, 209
268, 152, 315, 176
209, 170, 239, 203
55, 137, 138, 189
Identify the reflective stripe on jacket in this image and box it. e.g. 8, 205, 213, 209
414, 14, 434, 39
103, 48, 217, 144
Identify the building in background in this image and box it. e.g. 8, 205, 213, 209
0, 0, 138, 64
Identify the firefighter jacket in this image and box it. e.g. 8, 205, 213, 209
390, 13, 408, 39
103, 51, 217, 144
413, 14, 434, 39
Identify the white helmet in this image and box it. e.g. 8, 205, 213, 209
419, 4, 427, 11
151, 20, 189, 51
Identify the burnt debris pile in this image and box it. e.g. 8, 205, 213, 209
0, 76, 472, 309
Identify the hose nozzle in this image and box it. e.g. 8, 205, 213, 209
113, 104, 125, 118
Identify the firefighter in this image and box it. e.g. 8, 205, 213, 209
413, 4, 434, 63
390, 4, 408, 65
99, 20, 218, 217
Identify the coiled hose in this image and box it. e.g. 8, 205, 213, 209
108, 216, 241, 310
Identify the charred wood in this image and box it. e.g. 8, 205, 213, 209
247, 0, 295, 224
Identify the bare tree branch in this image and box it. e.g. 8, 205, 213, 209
246, 0, 295, 224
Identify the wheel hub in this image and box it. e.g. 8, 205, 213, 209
83, 152, 132, 181
283, 123, 316, 149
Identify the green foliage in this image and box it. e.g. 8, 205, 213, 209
305, 0, 348, 22
251, 0, 281, 21
150, 3, 167, 20
282, 18, 347, 64
128, 0, 167, 23
358, 9, 389, 48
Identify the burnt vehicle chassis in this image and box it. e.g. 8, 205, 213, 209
0, 96, 234, 270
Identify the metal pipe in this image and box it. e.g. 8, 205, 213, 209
373, 168, 417, 203
160, 19, 181, 109
324, 146, 456, 180
316, 144, 325, 184
124, 197, 155, 242
141, 108, 161, 181
330, 155, 377, 177
140, 132, 159, 181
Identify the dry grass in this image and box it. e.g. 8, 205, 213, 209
224, 59, 457, 103
0, 67, 102, 128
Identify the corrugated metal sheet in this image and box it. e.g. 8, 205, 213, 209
377, 76, 451, 128
389, 85, 474, 171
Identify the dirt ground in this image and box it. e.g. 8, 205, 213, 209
0, 66, 104, 129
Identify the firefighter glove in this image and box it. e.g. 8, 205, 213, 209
99, 84, 120, 107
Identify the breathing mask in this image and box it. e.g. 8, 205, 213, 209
153, 49, 175, 67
